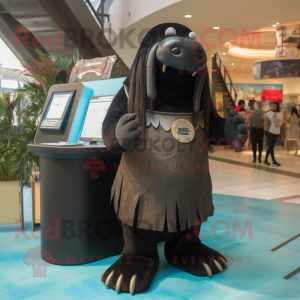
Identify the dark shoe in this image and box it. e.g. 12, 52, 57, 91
263, 161, 270, 166
252, 159, 256, 163
272, 162, 281, 167
258, 158, 262, 163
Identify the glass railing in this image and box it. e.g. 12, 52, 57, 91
90, 0, 101, 10
97, 0, 114, 23
215, 51, 237, 103
83, 0, 104, 28
84, 0, 113, 27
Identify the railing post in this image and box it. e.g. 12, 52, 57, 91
215, 51, 237, 109
101, 0, 105, 25
85, 0, 103, 28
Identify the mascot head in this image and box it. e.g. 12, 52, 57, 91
124, 23, 218, 129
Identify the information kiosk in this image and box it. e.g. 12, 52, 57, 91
80, 95, 114, 142
28, 78, 125, 265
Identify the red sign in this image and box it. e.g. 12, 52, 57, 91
261, 89, 283, 102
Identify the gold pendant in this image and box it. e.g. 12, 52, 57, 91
171, 119, 195, 143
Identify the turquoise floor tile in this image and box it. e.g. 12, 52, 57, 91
0, 189, 299, 299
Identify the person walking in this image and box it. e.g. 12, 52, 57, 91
286, 107, 299, 156
234, 100, 247, 152
248, 102, 264, 163
234, 100, 247, 119
263, 102, 283, 166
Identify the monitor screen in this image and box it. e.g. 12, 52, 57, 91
254, 59, 300, 79
40, 92, 74, 131
80, 95, 114, 141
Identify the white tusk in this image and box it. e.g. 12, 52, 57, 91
162, 65, 167, 73
192, 71, 197, 76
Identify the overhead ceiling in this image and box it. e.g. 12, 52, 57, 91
225, 26, 277, 60
111, 0, 300, 69
0, 0, 116, 63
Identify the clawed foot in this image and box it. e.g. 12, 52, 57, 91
101, 255, 159, 295
165, 243, 227, 278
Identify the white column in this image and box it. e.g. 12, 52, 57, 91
283, 78, 300, 103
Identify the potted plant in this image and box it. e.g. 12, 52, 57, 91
7, 49, 83, 230
0, 91, 24, 228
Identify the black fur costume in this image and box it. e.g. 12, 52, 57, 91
101, 23, 247, 295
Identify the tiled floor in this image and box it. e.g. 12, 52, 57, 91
211, 146, 300, 174
1, 188, 300, 299
209, 146, 300, 204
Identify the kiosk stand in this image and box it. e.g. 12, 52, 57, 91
28, 78, 125, 265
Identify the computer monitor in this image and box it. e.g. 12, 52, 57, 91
79, 95, 114, 142
40, 91, 75, 132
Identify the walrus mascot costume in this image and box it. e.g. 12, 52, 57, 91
101, 23, 247, 295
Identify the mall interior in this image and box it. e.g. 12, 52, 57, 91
0, 0, 300, 299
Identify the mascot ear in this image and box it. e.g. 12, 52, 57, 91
147, 42, 160, 100
193, 66, 207, 113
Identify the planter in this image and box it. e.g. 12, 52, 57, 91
31, 181, 40, 231
0, 180, 24, 230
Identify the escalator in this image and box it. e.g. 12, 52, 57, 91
0, 0, 116, 62
212, 52, 237, 119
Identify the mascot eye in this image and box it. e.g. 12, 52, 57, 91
196, 51, 204, 60
165, 27, 177, 36
189, 32, 197, 40
171, 47, 181, 55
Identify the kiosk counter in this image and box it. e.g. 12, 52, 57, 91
28, 78, 125, 265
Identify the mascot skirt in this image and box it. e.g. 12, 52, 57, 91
111, 111, 214, 233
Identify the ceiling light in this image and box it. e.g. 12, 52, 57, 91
223, 53, 226, 55
231, 63, 234, 65
273, 25, 276, 27
228, 45, 276, 59
213, 27, 220, 29
276, 22, 279, 24
185, 15, 192, 18
212, 55, 214, 57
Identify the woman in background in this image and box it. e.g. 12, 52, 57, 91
286, 107, 299, 156
248, 102, 264, 163
263, 102, 283, 166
